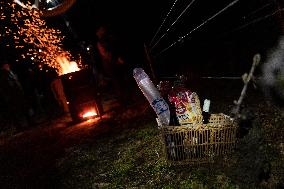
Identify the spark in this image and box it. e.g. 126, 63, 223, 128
0, 1, 82, 75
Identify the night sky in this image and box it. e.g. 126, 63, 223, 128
45, 0, 282, 78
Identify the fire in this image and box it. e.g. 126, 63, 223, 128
1, 1, 83, 76
82, 110, 97, 118
56, 56, 80, 75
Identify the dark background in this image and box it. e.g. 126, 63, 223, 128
47, 0, 282, 78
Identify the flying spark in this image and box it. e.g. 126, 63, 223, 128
0, 1, 82, 75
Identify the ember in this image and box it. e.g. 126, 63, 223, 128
82, 110, 97, 118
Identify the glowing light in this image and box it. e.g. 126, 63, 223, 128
56, 56, 80, 75
46, 0, 53, 3
82, 110, 97, 118
1, 1, 82, 75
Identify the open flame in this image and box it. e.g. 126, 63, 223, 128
56, 56, 80, 75
82, 110, 97, 118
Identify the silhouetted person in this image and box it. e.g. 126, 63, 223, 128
15, 63, 44, 122
0, 60, 33, 130
95, 25, 131, 106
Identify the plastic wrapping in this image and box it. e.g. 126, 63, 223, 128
133, 68, 170, 126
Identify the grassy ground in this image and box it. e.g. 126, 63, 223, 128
0, 80, 283, 188
56, 81, 284, 189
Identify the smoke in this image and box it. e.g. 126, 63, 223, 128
261, 36, 284, 107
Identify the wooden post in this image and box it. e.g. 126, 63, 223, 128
231, 54, 260, 117
144, 43, 158, 85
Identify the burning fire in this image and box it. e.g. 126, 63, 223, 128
82, 110, 97, 118
56, 56, 80, 75
1, 1, 83, 76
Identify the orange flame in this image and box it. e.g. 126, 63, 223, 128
82, 110, 97, 118
56, 56, 80, 75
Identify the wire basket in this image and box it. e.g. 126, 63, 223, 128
159, 113, 238, 165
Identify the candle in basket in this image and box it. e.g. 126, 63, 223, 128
169, 101, 180, 126
202, 99, 211, 124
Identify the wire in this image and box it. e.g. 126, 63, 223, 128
213, 2, 277, 40
186, 3, 279, 47
154, 0, 240, 57
229, 8, 284, 34
149, 0, 179, 47
150, 0, 196, 51
191, 3, 279, 46
242, 2, 273, 20
201, 76, 241, 80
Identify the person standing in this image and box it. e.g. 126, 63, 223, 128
0, 60, 33, 130
95, 25, 130, 106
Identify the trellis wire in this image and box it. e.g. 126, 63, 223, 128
153, 0, 240, 57
150, 0, 197, 51
149, 0, 179, 47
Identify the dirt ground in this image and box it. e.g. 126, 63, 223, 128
0, 92, 148, 189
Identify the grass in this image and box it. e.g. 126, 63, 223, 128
55, 85, 284, 189
55, 116, 240, 188
1, 80, 282, 188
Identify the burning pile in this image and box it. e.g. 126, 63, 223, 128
1, 1, 101, 122
0, 0, 81, 75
